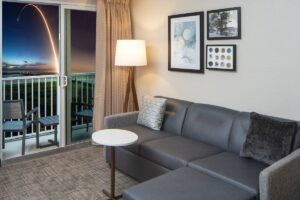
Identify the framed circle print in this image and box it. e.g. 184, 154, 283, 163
206, 45, 236, 71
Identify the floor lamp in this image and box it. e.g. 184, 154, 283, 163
115, 40, 147, 112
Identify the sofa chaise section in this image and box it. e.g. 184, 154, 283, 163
123, 167, 256, 200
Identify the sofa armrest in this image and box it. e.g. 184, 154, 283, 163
259, 148, 300, 200
104, 111, 139, 129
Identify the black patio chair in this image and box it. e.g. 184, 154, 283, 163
73, 98, 94, 132
2, 100, 38, 156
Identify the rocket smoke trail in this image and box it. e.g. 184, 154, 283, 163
17, 4, 59, 73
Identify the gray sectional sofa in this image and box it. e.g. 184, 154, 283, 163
104, 97, 300, 200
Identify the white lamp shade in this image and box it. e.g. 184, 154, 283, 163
115, 40, 147, 67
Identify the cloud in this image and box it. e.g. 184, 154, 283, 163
3, 62, 56, 72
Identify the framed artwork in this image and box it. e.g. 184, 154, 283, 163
206, 45, 236, 71
207, 7, 241, 40
168, 12, 204, 73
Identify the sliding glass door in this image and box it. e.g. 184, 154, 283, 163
0, 1, 96, 161
1, 1, 60, 160
61, 6, 96, 145
0, 2, 2, 163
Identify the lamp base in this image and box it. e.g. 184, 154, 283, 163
123, 68, 138, 112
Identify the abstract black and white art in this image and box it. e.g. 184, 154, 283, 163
168, 12, 204, 73
207, 7, 241, 40
206, 45, 236, 71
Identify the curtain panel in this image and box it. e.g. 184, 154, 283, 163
93, 0, 134, 131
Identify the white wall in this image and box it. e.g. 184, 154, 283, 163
132, 0, 300, 120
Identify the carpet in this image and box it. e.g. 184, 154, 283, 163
0, 145, 137, 200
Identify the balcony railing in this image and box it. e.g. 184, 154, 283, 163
2, 72, 95, 141
70, 72, 95, 126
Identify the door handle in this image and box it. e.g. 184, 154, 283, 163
61, 75, 68, 87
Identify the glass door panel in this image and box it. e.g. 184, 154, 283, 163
65, 9, 96, 145
2, 2, 60, 159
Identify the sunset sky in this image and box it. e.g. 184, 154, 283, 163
71, 10, 96, 73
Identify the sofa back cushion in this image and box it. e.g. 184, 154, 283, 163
159, 97, 192, 135
229, 112, 300, 154
228, 112, 250, 154
182, 103, 238, 150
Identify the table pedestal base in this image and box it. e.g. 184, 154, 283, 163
103, 147, 122, 200
102, 189, 122, 200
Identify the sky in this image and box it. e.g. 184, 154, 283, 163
3, 2, 96, 76
71, 10, 96, 73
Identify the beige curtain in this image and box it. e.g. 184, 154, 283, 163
93, 0, 135, 131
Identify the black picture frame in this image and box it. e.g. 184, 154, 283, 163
168, 12, 204, 73
206, 45, 237, 71
207, 7, 241, 40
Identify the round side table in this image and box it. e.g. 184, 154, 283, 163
92, 129, 138, 200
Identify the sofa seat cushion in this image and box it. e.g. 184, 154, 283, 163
122, 125, 172, 154
123, 167, 256, 200
140, 136, 223, 170
189, 152, 268, 194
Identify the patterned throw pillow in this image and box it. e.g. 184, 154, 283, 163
137, 96, 167, 131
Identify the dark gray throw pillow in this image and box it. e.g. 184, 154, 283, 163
240, 112, 297, 165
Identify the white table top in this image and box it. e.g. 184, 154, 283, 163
92, 129, 138, 147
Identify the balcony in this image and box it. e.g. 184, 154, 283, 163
2, 72, 95, 160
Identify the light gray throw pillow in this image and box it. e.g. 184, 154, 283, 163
137, 96, 167, 131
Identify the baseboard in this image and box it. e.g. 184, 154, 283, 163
2, 141, 93, 167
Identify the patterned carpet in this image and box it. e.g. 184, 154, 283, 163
0, 145, 137, 200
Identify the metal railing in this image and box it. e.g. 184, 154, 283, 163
2, 72, 95, 140
2, 75, 59, 140
71, 72, 95, 126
